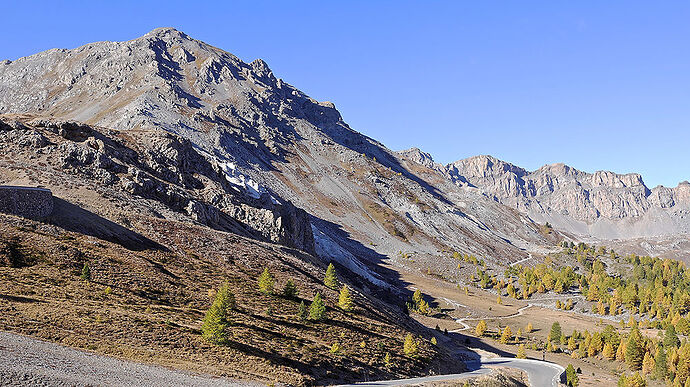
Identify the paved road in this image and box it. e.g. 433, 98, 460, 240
338, 357, 564, 387
0, 331, 258, 387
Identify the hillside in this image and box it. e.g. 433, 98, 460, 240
0, 116, 467, 385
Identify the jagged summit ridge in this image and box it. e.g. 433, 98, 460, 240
397, 148, 690, 239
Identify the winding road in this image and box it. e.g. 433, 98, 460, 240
338, 357, 564, 386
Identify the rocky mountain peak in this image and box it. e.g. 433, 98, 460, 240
398, 147, 437, 169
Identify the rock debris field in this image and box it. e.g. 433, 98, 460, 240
0, 331, 258, 387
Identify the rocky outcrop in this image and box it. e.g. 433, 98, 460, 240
0, 117, 315, 255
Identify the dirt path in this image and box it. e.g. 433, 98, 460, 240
0, 331, 258, 387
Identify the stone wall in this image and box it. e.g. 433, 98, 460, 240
0, 186, 53, 219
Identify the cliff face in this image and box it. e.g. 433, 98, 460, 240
423, 154, 690, 239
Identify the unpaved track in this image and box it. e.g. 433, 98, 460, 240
0, 331, 258, 386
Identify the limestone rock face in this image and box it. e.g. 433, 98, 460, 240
408, 152, 690, 239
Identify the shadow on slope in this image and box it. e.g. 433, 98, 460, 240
47, 197, 165, 251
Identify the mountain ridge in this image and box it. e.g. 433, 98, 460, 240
398, 147, 690, 241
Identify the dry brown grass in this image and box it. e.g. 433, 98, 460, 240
0, 214, 461, 386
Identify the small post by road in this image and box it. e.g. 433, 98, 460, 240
542, 350, 545, 361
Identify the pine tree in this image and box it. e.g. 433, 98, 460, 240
664, 325, 680, 349
517, 344, 526, 359
475, 320, 487, 336
566, 364, 579, 386
568, 336, 578, 352
324, 263, 338, 289
81, 263, 91, 281
430, 337, 437, 345
403, 334, 418, 357
297, 300, 308, 321
642, 352, 655, 375
549, 322, 562, 343
603, 342, 615, 360
201, 282, 235, 344
258, 267, 274, 294
626, 327, 645, 370
654, 345, 667, 379
282, 279, 298, 298
338, 285, 353, 312
330, 342, 341, 354
500, 326, 513, 344
309, 292, 326, 321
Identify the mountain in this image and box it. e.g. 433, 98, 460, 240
404, 151, 690, 245
0, 27, 555, 285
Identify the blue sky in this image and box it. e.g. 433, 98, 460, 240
2, 1, 689, 187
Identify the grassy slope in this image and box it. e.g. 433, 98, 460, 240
0, 210, 466, 386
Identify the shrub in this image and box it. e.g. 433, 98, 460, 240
297, 300, 308, 321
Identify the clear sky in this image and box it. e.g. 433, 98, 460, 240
2, 1, 689, 187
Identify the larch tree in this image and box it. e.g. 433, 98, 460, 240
201, 282, 235, 344
517, 344, 526, 359
309, 292, 326, 321
500, 326, 513, 344
603, 342, 615, 360
403, 334, 418, 357
324, 263, 338, 289
338, 285, 353, 312
475, 320, 487, 336
258, 267, 274, 294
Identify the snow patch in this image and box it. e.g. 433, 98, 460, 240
220, 162, 280, 204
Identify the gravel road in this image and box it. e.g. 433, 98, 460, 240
0, 331, 259, 386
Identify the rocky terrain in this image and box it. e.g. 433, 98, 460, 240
0, 27, 557, 287
400, 148, 690, 248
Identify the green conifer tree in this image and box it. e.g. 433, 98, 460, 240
258, 267, 274, 294
324, 263, 338, 289
282, 279, 298, 298
309, 292, 326, 321
201, 282, 235, 344
338, 285, 353, 312
297, 300, 308, 321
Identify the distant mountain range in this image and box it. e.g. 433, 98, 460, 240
400, 148, 690, 240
